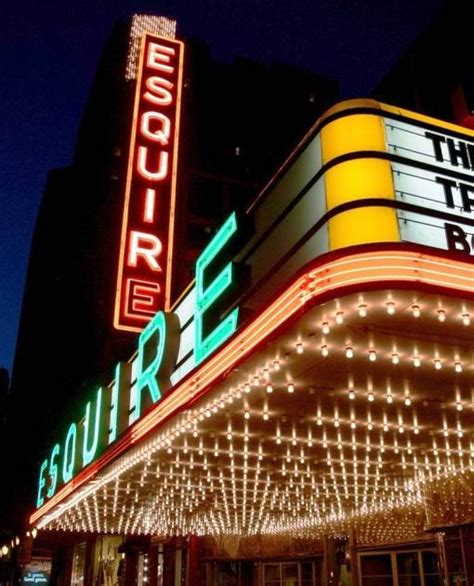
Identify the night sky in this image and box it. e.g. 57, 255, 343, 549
0, 0, 444, 374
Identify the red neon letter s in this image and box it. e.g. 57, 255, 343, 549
140, 112, 171, 145
147, 42, 176, 74
144, 77, 174, 106
128, 231, 163, 271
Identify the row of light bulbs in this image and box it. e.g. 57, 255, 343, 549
319, 303, 471, 330
0, 528, 38, 559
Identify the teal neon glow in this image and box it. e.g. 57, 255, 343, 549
63, 423, 77, 483
195, 211, 239, 366
47, 444, 60, 498
37, 459, 48, 508
131, 311, 167, 424
82, 387, 103, 467
108, 364, 121, 445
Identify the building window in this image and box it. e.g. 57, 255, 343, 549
397, 552, 420, 585
359, 548, 441, 586
263, 561, 319, 586
359, 554, 393, 586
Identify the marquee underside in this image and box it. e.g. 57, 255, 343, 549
35, 281, 474, 545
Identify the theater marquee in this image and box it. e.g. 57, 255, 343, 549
114, 32, 184, 332
33, 100, 474, 527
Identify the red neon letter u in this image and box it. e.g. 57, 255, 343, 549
137, 147, 169, 181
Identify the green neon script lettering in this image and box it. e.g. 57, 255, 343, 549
195, 212, 239, 366
47, 443, 60, 498
132, 311, 167, 424
63, 423, 77, 483
82, 387, 103, 467
37, 459, 48, 508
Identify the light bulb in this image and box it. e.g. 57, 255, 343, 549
322, 322, 330, 335
368, 392, 375, 402
296, 342, 303, 355
358, 304, 367, 318
437, 309, 446, 322
412, 305, 421, 318
413, 356, 421, 367
287, 383, 295, 393
266, 384, 273, 394
336, 311, 344, 324
321, 345, 329, 357
369, 350, 377, 362
348, 389, 355, 400
386, 301, 396, 315
455, 362, 462, 373
391, 353, 399, 365
462, 313, 470, 326
434, 359, 442, 370
345, 347, 354, 358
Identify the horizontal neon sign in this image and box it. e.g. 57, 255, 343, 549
37, 213, 242, 510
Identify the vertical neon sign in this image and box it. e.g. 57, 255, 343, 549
114, 33, 184, 331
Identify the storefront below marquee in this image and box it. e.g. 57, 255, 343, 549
21, 529, 473, 585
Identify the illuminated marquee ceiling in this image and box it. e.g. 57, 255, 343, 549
37, 285, 474, 544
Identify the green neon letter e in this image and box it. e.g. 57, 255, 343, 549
195, 211, 239, 366
47, 443, 60, 498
